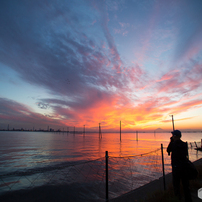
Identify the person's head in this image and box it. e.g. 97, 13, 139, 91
171, 130, 181, 141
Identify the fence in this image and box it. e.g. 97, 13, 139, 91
0, 142, 201, 202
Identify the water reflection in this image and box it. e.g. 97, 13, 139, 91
98, 137, 102, 158
0, 131, 201, 172
119, 141, 122, 156
0, 131, 201, 198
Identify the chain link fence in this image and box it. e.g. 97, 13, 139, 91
0, 142, 201, 201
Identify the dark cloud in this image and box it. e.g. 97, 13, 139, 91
0, 0, 133, 101
0, 98, 62, 129
37, 102, 49, 109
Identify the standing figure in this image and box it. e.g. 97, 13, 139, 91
167, 130, 192, 202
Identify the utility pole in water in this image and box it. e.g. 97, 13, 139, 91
99, 123, 102, 139
170, 115, 175, 131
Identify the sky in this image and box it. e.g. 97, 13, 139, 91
0, 0, 202, 132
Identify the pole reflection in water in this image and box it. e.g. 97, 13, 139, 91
0, 131, 202, 200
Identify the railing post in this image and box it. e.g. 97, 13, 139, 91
105, 151, 109, 201
161, 144, 166, 190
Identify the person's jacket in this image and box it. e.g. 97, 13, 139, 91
167, 139, 188, 167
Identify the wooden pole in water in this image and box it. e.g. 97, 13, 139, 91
74, 126, 75, 135
120, 121, 121, 141
83, 125, 85, 135
171, 115, 175, 131
99, 123, 102, 139
195, 141, 198, 148
136, 131, 138, 141
99, 123, 100, 138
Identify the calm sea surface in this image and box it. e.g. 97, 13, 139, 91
0, 131, 201, 169
0, 131, 202, 200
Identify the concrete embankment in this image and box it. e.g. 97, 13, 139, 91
110, 158, 202, 202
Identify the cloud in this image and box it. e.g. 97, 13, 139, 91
0, 0, 202, 130
170, 99, 202, 115
37, 102, 50, 109
0, 98, 62, 129
0, 0, 149, 109
161, 116, 196, 123
153, 60, 202, 97
0, 0, 135, 98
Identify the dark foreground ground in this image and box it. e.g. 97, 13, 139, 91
1, 158, 202, 202
110, 158, 202, 202
0, 183, 105, 202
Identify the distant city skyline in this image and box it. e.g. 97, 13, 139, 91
1, 0, 202, 131
1, 123, 201, 133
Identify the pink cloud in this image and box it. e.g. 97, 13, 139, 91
170, 99, 202, 115
157, 70, 179, 82
0, 98, 63, 129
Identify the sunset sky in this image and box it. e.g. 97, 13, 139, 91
0, 0, 202, 132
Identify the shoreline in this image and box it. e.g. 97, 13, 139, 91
110, 158, 202, 202
1, 158, 202, 202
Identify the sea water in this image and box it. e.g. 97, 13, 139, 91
0, 131, 201, 200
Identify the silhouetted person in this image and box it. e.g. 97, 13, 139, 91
167, 130, 192, 202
